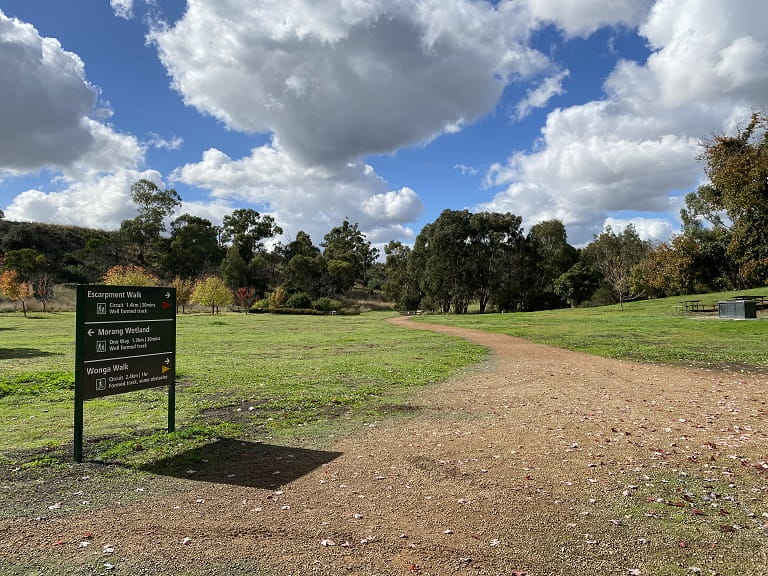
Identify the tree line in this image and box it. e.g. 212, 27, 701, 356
1, 112, 766, 314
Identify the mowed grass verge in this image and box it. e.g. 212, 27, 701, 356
412, 288, 768, 373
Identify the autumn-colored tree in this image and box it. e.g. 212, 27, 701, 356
630, 240, 694, 298
191, 275, 232, 314
34, 275, 54, 312
234, 287, 256, 312
170, 276, 194, 313
0, 269, 32, 317
102, 264, 159, 286
268, 285, 288, 309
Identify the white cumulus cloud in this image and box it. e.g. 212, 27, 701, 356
149, 0, 551, 166
0, 11, 96, 172
480, 0, 768, 245
4, 169, 162, 229
0, 10, 145, 178
171, 144, 425, 245
110, 0, 134, 20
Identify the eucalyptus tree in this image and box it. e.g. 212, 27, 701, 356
221, 208, 283, 263
583, 224, 650, 309
469, 211, 525, 313
119, 179, 181, 265
694, 111, 768, 285
412, 209, 474, 313
163, 213, 224, 279
383, 240, 421, 310
321, 219, 378, 286
526, 220, 578, 309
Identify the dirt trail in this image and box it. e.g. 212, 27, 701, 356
2, 317, 766, 575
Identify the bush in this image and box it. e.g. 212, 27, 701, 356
252, 298, 270, 309
268, 286, 287, 309
312, 297, 343, 312
286, 292, 312, 309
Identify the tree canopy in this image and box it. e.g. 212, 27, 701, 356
693, 111, 768, 284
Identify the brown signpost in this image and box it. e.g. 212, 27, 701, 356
74, 285, 176, 462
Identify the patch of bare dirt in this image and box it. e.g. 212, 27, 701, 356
1, 317, 767, 575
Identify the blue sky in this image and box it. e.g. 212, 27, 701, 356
0, 1, 765, 249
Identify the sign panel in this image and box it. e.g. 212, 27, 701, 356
76, 285, 176, 399
74, 285, 177, 462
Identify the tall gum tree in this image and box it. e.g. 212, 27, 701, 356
697, 111, 768, 285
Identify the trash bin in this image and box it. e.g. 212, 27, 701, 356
718, 299, 757, 319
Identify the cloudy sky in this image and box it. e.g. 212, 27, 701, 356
0, 0, 765, 248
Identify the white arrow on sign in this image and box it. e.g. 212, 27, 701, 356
165, 291, 171, 298
164, 357, 170, 365
87, 329, 94, 337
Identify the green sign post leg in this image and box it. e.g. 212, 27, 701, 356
74, 284, 84, 463
74, 393, 83, 463
168, 381, 175, 433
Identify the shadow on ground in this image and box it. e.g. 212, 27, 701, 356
0, 347, 59, 360
140, 437, 342, 489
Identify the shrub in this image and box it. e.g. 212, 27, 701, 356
286, 292, 312, 309
102, 264, 159, 286
268, 286, 287, 309
312, 297, 343, 312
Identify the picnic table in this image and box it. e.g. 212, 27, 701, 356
680, 299, 702, 311
733, 295, 766, 305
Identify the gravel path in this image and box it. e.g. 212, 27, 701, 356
2, 317, 766, 575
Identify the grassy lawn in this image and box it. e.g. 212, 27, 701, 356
412, 288, 768, 373
0, 310, 483, 462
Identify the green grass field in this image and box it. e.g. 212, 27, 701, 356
0, 310, 484, 464
412, 288, 768, 372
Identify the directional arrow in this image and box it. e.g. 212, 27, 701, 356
161, 364, 170, 374
87, 329, 94, 337
165, 291, 171, 298
164, 357, 170, 365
